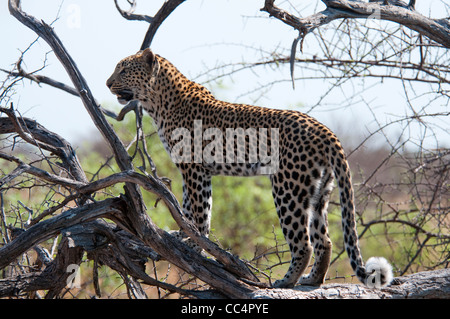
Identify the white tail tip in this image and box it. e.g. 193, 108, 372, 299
365, 257, 394, 288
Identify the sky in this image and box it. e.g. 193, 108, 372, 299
1, 0, 448, 150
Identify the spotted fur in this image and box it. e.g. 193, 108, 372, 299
106, 48, 393, 288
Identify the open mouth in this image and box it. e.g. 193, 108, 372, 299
116, 89, 134, 105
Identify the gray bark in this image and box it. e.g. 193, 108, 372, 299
251, 268, 450, 299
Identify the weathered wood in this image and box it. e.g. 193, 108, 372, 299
0, 111, 87, 184
7, 0, 257, 298
0, 198, 125, 271
0, 237, 84, 298
251, 268, 450, 299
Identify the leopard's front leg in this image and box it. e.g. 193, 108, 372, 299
171, 164, 212, 251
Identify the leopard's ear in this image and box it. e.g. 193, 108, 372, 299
141, 48, 156, 67
141, 48, 160, 82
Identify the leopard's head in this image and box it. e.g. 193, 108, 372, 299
106, 48, 160, 105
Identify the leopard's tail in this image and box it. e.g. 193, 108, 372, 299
328, 139, 393, 288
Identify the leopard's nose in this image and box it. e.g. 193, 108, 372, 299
106, 77, 113, 89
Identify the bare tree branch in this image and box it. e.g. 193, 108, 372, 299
261, 0, 450, 49
0, 197, 124, 270
0, 68, 79, 97
140, 0, 186, 49
261, 0, 450, 83
0, 236, 84, 299
113, 0, 153, 23
0, 65, 120, 120
0, 108, 88, 183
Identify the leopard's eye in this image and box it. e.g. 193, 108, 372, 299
119, 69, 127, 76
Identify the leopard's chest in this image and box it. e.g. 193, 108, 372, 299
157, 123, 173, 156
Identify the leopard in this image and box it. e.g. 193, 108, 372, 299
106, 48, 394, 288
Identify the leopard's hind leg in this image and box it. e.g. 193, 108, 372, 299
298, 167, 334, 286
270, 169, 316, 288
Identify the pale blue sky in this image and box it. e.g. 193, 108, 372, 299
1, 0, 448, 149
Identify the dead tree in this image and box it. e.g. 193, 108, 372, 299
2, 0, 257, 299
1, 0, 448, 299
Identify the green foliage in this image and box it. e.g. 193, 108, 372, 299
210, 175, 279, 255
